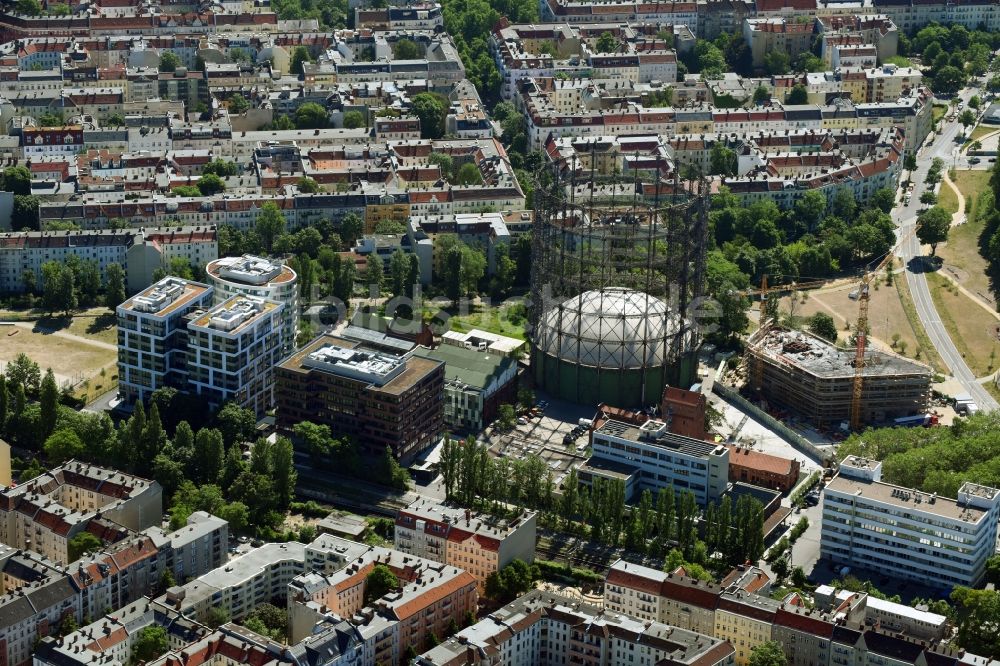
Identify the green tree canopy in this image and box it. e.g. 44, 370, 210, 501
295, 102, 330, 129
595, 31, 619, 53
412, 93, 447, 140
343, 110, 365, 129
916, 206, 951, 255
44, 429, 85, 465
748, 641, 788, 666
134, 626, 168, 663
159, 52, 181, 73
365, 564, 399, 602
68, 531, 102, 561
393, 38, 421, 59
786, 84, 808, 104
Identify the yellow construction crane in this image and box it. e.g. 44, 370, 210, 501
850, 226, 918, 430
739, 274, 829, 395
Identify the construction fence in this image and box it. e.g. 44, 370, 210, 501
711, 379, 832, 466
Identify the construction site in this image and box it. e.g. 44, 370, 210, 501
746, 327, 933, 428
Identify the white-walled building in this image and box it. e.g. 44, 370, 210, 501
116, 277, 214, 405
205, 254, 298, 355
186, 295, 284, 416
820, 456, 1000, 588
585, 419, 730, 506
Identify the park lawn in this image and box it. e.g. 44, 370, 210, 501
926, 272, 1000, 378
936, 170, 995, 305
66, 312, 117, 345
969, 125, 997, 143
778, 268, 929, 368
938, 180, 959, 215
0, 325, 115, 389
932, 104, 948, 124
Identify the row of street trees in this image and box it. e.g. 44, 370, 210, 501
439, 437, 764, 567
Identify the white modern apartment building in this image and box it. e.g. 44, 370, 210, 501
186, 295, 284, 416
116, 277, 214, 404
206, 254, 298, 355
585, 419, 730, 506
394, 498, 536, 590
820, 456, 1000, 588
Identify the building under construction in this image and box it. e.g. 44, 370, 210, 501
747, 327, 932, 427
529, 161, 710, 407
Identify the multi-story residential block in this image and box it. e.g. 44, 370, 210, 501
205, 254, 298, 355
872, 0, 1000, 34
816, 15, 899, 65
416, 589, 737, 666
354, 3, 444, 30
820, 455, 1000, 588
159, 541, 306, 623
813, 585, 948, 641
520, 74, 932, 155
116, 277, 214, 404
0, 227, 218, 296
604, 559, 724, 635
186, 295, 284, 416
302, 30, 465, 87
743, 18, 815, 70
583, 419, 730, 506
276, 335, 444, 462
393, 499, 536, 590
39, 534, 476, 666
491, 22, 680, 99
414, 343, 518, 433
288, 535, 478, 660
604, 560, 992, 666
0, 461, 162, 565
540, 0, 701, 30
0, 551, 79, 666
143, 511, 229, 587
864, 64, 922, 103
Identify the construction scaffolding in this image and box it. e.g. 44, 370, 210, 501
746, 327, 933, 428
529, 155, 710, 406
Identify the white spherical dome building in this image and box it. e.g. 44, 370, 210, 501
532, 288, 687, 406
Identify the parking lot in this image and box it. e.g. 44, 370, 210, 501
481, 391, 597, 486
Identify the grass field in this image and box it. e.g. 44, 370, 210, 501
436, 302, 528, 341
936, 170, 995, 307
0, 324, 116, 389
932, 104, 948, 124
926, 272, 1000, 377
969, 125, 997, 143
939, 180, 959, 214
777, 268, 926, 364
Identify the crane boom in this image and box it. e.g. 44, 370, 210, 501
849, 244, 906, 430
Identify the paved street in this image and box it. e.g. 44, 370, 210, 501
894, 88, 1000, 411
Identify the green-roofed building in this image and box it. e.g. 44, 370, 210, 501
415, 343, 519, 434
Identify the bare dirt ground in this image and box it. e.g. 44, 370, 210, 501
0, 323, 116, 389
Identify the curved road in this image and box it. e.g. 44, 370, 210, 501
894, 88, 999, 411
